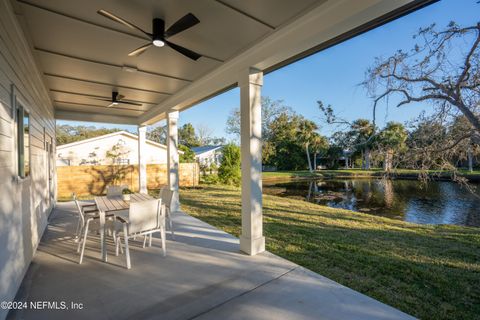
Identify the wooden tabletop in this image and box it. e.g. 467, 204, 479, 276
94, 193, 154, 213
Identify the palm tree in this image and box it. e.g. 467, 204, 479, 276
378, 122, 407, 172
310, 134, 329, 171
350, 119, 375, 169
298, 120, 319, 172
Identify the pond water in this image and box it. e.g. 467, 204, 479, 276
263, 179, 480, 227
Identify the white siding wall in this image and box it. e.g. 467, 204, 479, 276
0, 1, 55, 318
56, 133, 168, 166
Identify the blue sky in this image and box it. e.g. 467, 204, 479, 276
58, 0, 478, 139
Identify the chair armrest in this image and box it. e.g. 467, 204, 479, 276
81, 204, 97, 208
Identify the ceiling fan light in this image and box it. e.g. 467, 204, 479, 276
153, 39, 165, 47
112, 102, 119, 106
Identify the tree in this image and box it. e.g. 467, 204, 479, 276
310, 134, 329, 170
377, 122, 408, 172
350, 119, 375, 169
226, 96, 292, 139
364, 22, 480, 160
147, 125, 167, 145
298, 119, 319, 172
56, 125, 121, 145
178, 123, 200, 147
179, 145, 196, 163
218, 144, 241, 185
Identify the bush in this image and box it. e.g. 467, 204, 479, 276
179, 144, 196, 163
218, 144, 241, 185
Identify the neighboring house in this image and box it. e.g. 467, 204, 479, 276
192, 145, 224, 167
56, 131, 181, 166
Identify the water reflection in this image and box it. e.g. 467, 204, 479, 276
263, 179, 480, 227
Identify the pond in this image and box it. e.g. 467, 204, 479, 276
263, 178, 480, 227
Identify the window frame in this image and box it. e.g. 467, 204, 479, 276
16, 103, 31, 179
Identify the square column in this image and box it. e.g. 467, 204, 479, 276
138, 125, 147, 194
167, 111, 180, 211
239, 68, 265, 255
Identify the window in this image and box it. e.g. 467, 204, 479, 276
17, 106, 30, 178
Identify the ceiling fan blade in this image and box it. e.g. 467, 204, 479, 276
93, 98, 112, 102
117, 94, 125, 101
107, 102, 116, 108
165, 13, 200, 38
117, 100, 142, 106
128, 43, 153, 57
98, 10, 151, 37
165, 40, 201, 61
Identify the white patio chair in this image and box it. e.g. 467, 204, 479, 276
115, 199, 166, 269
158, 187, 176, 239
74, 197, 122, 264
106, 185, 127, 197
72, 193, 99, 242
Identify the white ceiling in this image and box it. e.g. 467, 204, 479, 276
12, 0, 321, 123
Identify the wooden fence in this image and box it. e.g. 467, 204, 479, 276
57, 163, 199, 198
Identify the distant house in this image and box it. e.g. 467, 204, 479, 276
56, 131, 182, 166
191, 145, 224, 167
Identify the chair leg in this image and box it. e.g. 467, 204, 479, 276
123, 224, 131, 269
74, 219, 81, 242
79, 221, 90, 264
168, 213, 175, 240
142, 235, 147, 248
161, 227, 166, 257
149, 233, 152, 247
115, 236, 120, 256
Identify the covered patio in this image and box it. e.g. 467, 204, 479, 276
0, 0, 435, 319
10, 202, 413, 320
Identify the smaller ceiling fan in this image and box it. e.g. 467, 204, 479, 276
95, 92, 142, 107
97, 9, 201, 60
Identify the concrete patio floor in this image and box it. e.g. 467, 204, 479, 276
8, 202, 415, 320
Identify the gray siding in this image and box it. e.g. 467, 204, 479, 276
0, 1, 55, 318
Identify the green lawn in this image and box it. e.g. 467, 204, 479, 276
179, 185, 480, 320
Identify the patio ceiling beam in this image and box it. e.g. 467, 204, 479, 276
50, 89, 158, 105
44, 73, 171, 96
138, 0, 435, 126
17, 0, 225, 63
214, 0, 275, 30
35, 47, 192, 83
55, 109, 138, 125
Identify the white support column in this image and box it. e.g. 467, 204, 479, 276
167, 111, 180, 211
239, 68, 265, 255
138, 125, 147, 194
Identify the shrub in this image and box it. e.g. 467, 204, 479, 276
218, 144, 241, 185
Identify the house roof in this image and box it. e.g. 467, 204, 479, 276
191, 145, 223, 155
56, 130, 178, 152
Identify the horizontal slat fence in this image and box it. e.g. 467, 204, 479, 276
57, 163, 199, 198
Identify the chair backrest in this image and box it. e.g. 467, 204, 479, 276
162, 188, 174, 210
72, 193, 85, 226
158, 186, 168, 200
106, 185, 127, 197
128, 199, 162, 234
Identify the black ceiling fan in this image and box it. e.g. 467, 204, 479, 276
98, 9, 201, 60
95, 92, 142, 107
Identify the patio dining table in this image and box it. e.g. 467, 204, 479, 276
94, 193, 154, 262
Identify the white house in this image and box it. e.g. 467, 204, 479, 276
192, 145, 223, 167
56, 131, 179, 166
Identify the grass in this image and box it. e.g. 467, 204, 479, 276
179, 184, 480, 320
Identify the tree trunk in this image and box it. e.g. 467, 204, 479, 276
313, 152, 317, 171
468, 144, 474, 172
361, 149, 364, 169
305, 144, 313, 173
383, 148, 394, 172
365, 147, 371, 170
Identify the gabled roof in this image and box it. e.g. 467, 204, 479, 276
56, 130, 168, 150
191, 145, 223, 155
